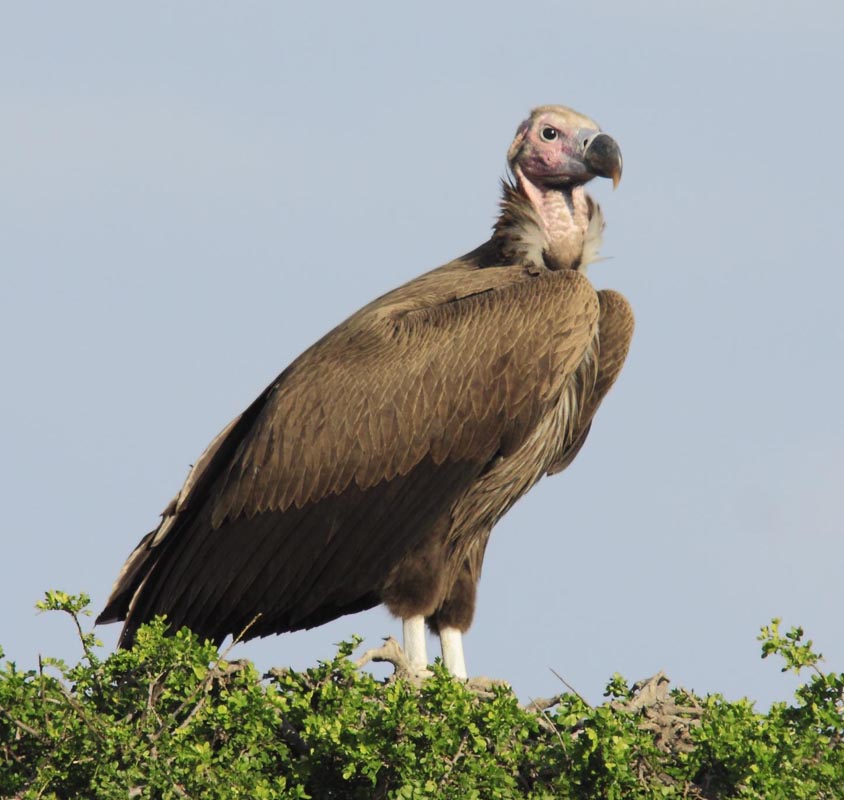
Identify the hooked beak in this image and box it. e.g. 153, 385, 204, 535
584, 133, 623, 189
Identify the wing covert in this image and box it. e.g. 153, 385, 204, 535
211, 266, 600, 526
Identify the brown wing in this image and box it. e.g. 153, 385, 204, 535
547, 288, 634, 476
100, 264, 600, 645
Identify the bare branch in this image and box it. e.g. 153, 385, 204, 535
550, 668, 592, 708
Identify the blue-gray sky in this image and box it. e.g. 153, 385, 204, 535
2, 1, 843, 707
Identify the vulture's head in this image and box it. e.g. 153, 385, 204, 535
508, 105, 622, 190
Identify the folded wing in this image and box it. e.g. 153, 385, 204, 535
99, 265, 600, 645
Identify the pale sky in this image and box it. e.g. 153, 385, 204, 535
2, 1, 843, 707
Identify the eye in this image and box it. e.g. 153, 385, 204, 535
540, 126, 558, 142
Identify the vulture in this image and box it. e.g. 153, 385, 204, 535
98, 105, 632, 680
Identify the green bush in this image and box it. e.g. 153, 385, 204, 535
1, 592, 842, 798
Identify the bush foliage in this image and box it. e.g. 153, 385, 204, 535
1, 591, 842, 798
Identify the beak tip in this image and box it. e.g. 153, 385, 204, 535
584, 132, 623, 190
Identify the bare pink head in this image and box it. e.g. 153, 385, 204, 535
508, 105, 622, 190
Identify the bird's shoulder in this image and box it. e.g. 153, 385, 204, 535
313, 251, 598, 356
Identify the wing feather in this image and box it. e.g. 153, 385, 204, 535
103, 261, 601, 644
547, 288, 634, 476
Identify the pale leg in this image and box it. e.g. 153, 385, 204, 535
439, 626, 467, 680
402, 615, 428, 673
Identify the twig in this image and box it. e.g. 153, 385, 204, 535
38, 655, 49, 728
56, 683, 106, 742
550, 668, 592, 708
529, 697, 567, 749
0, 706, 48, 743
225, 614, 263, 656
71, 610, 95, 666
141, 670, 167, 728
174, 696, 208, 733
436, 732, 468, 792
